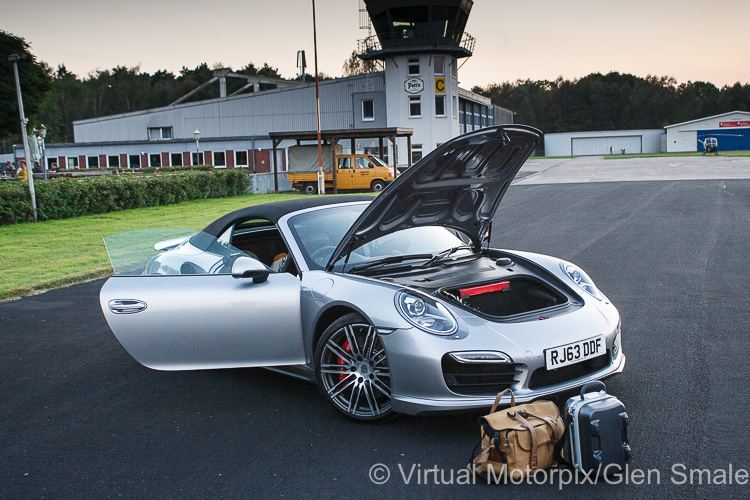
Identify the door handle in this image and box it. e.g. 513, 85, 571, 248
109, 299, 148, 314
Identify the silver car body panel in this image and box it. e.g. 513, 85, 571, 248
99, 273, 304, 370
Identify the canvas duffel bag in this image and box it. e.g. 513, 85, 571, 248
470, 389, 565, 480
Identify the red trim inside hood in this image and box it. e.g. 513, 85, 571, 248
460, 281, 510, 297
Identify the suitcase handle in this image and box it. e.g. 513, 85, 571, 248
581, 381, 606, 398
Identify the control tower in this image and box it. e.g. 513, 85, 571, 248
357, 0, 476, 160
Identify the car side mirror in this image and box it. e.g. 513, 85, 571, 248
231, 256, 270, 283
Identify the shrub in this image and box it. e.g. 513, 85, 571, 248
0, 170, 252, 225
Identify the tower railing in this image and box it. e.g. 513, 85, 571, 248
357, 31, 475, 56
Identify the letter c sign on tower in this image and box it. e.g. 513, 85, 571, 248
435, 78, 446, 94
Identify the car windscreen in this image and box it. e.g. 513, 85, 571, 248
287, 205, 472, 271
369, 156, 388, 167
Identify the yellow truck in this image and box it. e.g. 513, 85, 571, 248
287, 145, 393, 194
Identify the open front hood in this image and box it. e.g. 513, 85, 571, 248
326, 125, 542, 270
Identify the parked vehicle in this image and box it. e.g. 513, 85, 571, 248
99, 125, 625, 422
287, 144, 393, 194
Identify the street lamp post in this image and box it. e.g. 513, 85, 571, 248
8, 53, 37, 222
194, 129, 201, 165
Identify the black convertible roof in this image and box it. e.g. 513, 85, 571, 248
202, 195, 373, 236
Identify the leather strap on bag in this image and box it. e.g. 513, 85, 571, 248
490, 389, 516, 413
509, 412, 539, 470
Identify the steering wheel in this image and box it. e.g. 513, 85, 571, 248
309, 246, 336, 266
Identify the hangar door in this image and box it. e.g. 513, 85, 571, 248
697, 129, 749, 152
571, 136, 642, 156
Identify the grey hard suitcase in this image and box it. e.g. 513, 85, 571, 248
561, 381, 631, 475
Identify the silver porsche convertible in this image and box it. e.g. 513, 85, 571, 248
100, 125, 625, 421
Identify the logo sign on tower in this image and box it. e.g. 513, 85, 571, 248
404, 78, 424, 94
435, 77, 446, 94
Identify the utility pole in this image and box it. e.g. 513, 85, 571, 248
9, 54, 38, 222
312, 0, 325, 195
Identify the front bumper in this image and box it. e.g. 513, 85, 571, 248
391, 351, 625, 415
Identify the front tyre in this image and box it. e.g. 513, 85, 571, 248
371, 179, 386, 192
314, 313, 393, 422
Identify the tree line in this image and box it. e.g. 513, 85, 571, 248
472, 73, 750, 134
2, 30, 749, 151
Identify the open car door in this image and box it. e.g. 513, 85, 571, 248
99, 228, 304, 371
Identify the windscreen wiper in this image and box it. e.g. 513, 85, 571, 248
347, 253, 434, 274
420, 245, 474, 268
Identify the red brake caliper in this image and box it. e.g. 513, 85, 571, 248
338, 340, 351, 381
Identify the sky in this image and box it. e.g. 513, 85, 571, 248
3, 0, 749, 89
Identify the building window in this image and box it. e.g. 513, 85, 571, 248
192, 152, 204, 165
453, 96, 458, 117
128, 154, 140, 168
434, 57, 445, 75
411, 144, 423, 164
362, 99, 375, 121
408, 58, 420, 76
214, 151, 226, 167
67, 156, 78, 169
409, 96, 421, 118
451, 60, 457, 79
435, 95, 446, 117
108, 155, 119, 168
149, 154, 161, 167
87, 156, 99, 168
235, 151, 248, 167
171, 153, 183, 166
148, 127, 173, 141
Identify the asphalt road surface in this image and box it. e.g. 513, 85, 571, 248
2, 176, 749, 498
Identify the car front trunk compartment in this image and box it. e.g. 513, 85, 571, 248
440, 276, 568, 319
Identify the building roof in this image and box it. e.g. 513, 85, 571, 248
664, 110, 750, 129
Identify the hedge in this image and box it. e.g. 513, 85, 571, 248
0, 170, 252, 225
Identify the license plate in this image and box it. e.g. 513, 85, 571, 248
545, 336, 605, 370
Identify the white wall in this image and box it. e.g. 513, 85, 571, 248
545, 130, 664, 156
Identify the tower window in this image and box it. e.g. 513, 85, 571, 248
408, 58, 420, 76
434, 57, 445, 75
409, 96, 421, 118
435, 95, 446, 117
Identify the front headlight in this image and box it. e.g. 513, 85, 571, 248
395, 290, 457, 336
560, 261, 602, 300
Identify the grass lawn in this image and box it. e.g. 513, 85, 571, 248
0, 192, 318, 300
604, 151, 750, 159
